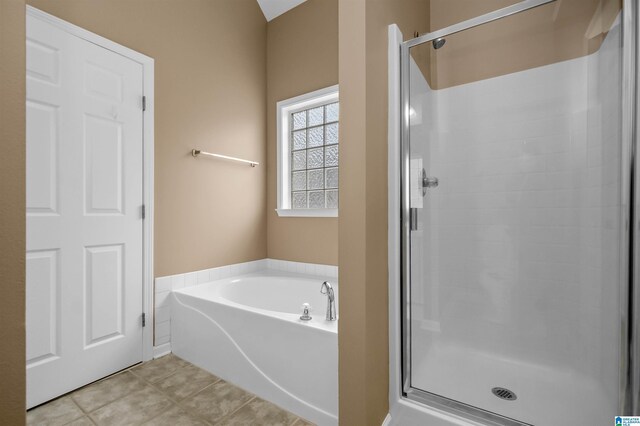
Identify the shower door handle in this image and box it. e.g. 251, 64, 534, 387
422, 169, 438, 196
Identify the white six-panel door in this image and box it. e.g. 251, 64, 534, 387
26, 14, 145, 408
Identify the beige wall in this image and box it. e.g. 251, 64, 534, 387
266, 0, 339, 265
0, 0, 26, 422
338, 1, 429, 424
27, 0, 268, 278
425, 0, 621, 89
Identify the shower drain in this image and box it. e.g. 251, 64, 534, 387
491, 387, 517, 401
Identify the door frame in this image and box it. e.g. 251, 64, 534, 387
26, 5, 155, 362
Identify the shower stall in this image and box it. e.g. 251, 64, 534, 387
391, 0, 639, 424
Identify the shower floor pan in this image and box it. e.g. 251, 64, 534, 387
411, 342, 614, 425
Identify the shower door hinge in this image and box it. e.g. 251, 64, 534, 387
141, 204, 146, 220
142, 96, 146, 111
142, 312, 146, 327
410, 208, 418, 231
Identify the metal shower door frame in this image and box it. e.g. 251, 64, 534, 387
399, 0, 639, 423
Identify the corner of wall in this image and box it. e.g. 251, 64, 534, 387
0, 0, 26, 422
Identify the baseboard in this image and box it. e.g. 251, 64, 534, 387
153, 343, 171, 358
382, 413, 392, 426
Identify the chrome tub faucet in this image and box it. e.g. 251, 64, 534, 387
320, 281, 337, 321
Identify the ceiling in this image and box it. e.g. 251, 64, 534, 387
256, 0, 308, 21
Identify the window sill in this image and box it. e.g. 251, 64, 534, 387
276, 208, 338, 218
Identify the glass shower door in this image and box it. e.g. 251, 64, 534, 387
404, 1, 626, 424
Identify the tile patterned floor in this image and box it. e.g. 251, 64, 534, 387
27, 354, 315, 426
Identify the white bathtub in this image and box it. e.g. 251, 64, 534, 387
170, 270, 338, 425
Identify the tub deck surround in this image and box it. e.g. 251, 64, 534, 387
153, 259, 338, 349
170, 271, 339, 426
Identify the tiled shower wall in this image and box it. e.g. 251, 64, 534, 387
409, 17, 622, 394
153, 259, 339, 352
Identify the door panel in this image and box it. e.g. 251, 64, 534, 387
26, 250, 60, 366
84, 244, 124, 347
26, 101, 58, 214
26, 14, 144, 408
84, 114, 124, 214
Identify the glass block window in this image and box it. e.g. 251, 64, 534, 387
290, 102, 339, 209
276, 85, 339, 217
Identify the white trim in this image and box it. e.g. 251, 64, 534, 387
26, 6, 153, 64
141, 55, 155, 363
275, 208, 338, 217
256, 0, 308, 22
382, 413, 392, 426
276, 85, 339, 217
153, 343, 172, 359
26, 6, 156, 362
387, 24, 403, 423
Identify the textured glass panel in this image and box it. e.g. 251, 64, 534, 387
326, 123, 339, 145
308, 107, 324, 127
293, 111, 306, 130
326, 102, 339, 123
308, 127, 323, 147
292, 151, 306, 171
326, 190, 338, 208
292, 171, 306, 191
286, 100, 339, 211
309, 191, 325, 209
325, 145, 339, 167
292, 192, 307, 209
326, 167, 338, 189
308, 169, 324, 190
307, 148, 324, 168
293, 130, 306, 150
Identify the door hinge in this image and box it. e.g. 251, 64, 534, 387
142, 312, 146, 327
142, 204, 146, 220
142, 95, 146, 111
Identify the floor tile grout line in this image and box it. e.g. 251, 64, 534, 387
143, 361, 223, 404
134, 402, 181, 426
208, 395, 257, 425
70, 414, 97, 426
86, 383, 175, 426
172, 380, 230, 425
289, 418, 301, 426
61, 396, 87, 425
82, 369, 185, 420
49, 360, 166, 418
171, 401, 216, 426
77, 371, 160, 417
147, 374, 223, 415
108, 363, 201, 418
71, 371, 151, 415
128, 357, 191, 385
79, 356, 205, 424
151, 376, 223, 405
69, 395, 90, 416
27, 367, 132, 418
